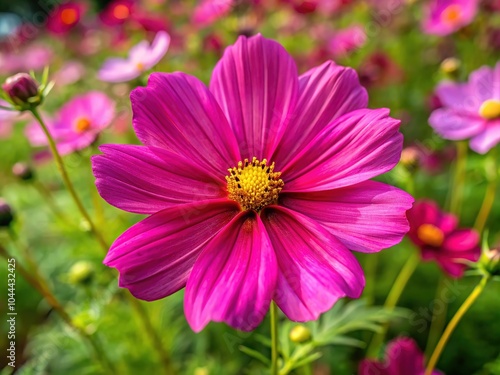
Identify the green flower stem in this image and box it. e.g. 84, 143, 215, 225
449, 141, 468, 216
33, 179, 68, 223
474, 151, 498, 234
126, 294, 175, 374
425, 275, 490, 375
0, 244, 116, 374
424, 276, 448, 360
271, 301, 279, 375
30, 108, 175, 374
30, 108, 108, 251
367, 250, 420, 357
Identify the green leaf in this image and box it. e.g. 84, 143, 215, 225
239, 345, 271, 366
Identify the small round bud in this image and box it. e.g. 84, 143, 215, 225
400, 147, 420, 170
440, 57, 460, 75
2, 73, 40, 108
12, 162, 34, 181
68, 261, 94, 285
194, 368, 209, 375
0, 199, 14, 228
289, 325, 311, 343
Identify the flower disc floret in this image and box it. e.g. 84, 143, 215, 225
226, 157, 284, 211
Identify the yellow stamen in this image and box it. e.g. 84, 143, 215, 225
226, 157, 284, 211
113, 4, 130, 20
60, 8, 78, 26
441, 5, 462, 25
478, 99, 500, 120
136, 62, 145, 71
74, 117, 91, 133
417, 224, 445, 247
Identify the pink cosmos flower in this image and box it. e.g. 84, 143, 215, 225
0, 44, 53, 75
26, 92, 115, 155
98, 31, 170, 83
193, 0, 261, 26
46, 1, 87, 35
99, 0, 168, 32
327, 26, 367, 59
359, 337, 443, 375
429, 62, 500, 154
407, 200, 480, 278
422, 0, 478, 36
92, 35, 413, 332
0, 100, 19, 139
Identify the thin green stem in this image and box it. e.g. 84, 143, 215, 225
367, 250, 420, 357
0, 244, 116, 374
363, 252, 379, 306
30, 108, 174, 373
30, 108, 108, 252
424, 276, 448, 360
474, 152, 498, 234
425, 276, 490, 375
127, 294, 175, 374
270, 301, 279, 375
449, 141, 468, 216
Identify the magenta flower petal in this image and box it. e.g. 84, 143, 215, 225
184, 211, 277, 332
435, 82, 477, 112
273, 61, 368, 167
469, 63, 500, 104
429, 108, 485, 140
193, 0, 233, 26
92, 144, 227, 214
105, 200, 239, 301
359, 337, 443, 375
282, 108, 402, 192
132, 72, 241, 175
209, 34, 299, 160
470, 121, 500, 153
280, 181, 413, 253
98, 58, 140, 83
261, 206, 364, 322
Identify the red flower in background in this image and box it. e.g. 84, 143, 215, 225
46, 1, 87, 35
407, 200, 480, 277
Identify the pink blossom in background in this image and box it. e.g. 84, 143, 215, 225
98, 31, 170, 83
99, 0, 168, 32
99, 0, 134, 27
46, 1, 87, 35
26, 92, 115, 155
359, 337, 443, 375
52, 61, 86, 86
407, 200, 480, 278
193, 0, 234, 26
327, 26, 367, 59
93, 35, 413, 332
0, 100, 19, 139
422, 0, 478, 36
429, 62, 500, 154
0, 44, 53, 75
285, 0, 344, 14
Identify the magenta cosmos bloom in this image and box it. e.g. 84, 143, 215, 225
92, 35, 413, 332
359, 337, 443, 375
407, 200, 480, 278
26, 92, 115, 155
422, 0, 478, 36
46, 1, 87, 35
429, 62, 500, 154
98, 31, 170, 83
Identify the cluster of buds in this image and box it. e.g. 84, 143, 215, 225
0, 69, 53, 112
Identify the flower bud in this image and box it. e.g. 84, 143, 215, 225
2, 73, 40, 108
289, 325, 311, 343
12, 162, 34, 181
0, 198, 14, 227
68, 261, 94, 285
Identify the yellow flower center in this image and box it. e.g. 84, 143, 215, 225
136, 62, 145, 71
417, 224, 445, 247
441, 4, 462, 25
478, 99, 500, 120
60, 8, 78, 26
226, 157, 284, 211
74, 117, 91, 133
113, 4, 130, 20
